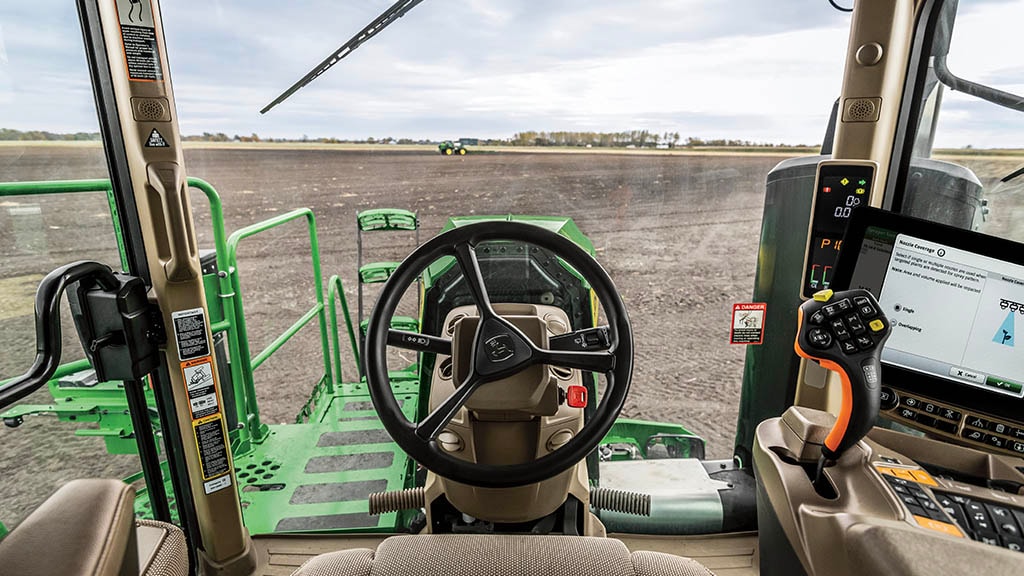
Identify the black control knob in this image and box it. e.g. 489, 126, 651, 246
879, 386, 898, 411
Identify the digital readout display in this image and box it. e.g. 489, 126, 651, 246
803, 164, 874, 297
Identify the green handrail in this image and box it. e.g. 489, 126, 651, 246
224, 208, 332, 442
328, 274, 361, 387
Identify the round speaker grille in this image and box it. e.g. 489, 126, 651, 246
136, 99, 167, 121
846, 99, 876, 121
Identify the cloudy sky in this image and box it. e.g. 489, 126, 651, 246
0, 0, 1021, 146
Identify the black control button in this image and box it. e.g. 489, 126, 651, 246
809, 310, 827, 325
922, 402, 939, 415
1012, 427, 1024, 440
901, 396, 920, 409
910, 487, 929, 499
854, 296, 877, 317
823, 303, 840, 318
966, 415, 991, 430
966, 502, 992, 531
846, 314, 866, 335
926, 508, 950, 522
854, 335, 874, 350
891, 483, 909, 495
840, 340, 859, 355
808, 328, 832, 349
989, 421, 1011, 436
900, 494, 919, 507
987, 435, 1007, 449
919, 499, 940, 511
961, 428, 988, 443
897, 407, 918, 421
979, 534, 1000, 547
933, 420, 958, 434
1010, 441, 1024, 455
906, 503, 927, 518
880, 386, 898, 410
1002, 536, 1024, 552
830, 318, 851, 340
834, 298, 853, 313
915, 414, 937, 428
939, 407, 962, 421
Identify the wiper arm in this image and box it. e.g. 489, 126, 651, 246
261, 0, 427, 114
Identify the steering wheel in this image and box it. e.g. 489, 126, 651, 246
364, 221, 633, 488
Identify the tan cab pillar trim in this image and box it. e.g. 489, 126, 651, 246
146, 162, 199, 282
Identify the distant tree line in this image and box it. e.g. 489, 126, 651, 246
1, 127, 812, 148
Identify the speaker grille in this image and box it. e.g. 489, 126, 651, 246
843, 97, 881, 123
131, 97, 171, 122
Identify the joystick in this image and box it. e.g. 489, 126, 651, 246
794, 289, 892, 486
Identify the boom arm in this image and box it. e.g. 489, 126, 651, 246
261, 0, 427, 114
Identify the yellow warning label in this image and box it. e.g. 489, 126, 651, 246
192, 414, 230, 481
180, 356, 220, 420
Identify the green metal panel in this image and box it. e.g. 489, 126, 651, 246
356, 209, 418, 232
359, 262, 400, 284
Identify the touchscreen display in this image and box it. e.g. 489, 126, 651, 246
848, 226, 1024, 399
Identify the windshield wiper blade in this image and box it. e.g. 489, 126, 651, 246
261, 0, 427, 114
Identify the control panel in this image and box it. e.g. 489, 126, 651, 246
874, 464, 964, 538
880, 387, 1024, 457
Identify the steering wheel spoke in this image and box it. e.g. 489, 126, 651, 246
415, 373, 482, 441
454, 242, 496, 318
387, 330, 452, 355
534, 348, 616, 374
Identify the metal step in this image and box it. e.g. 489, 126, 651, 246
357, 209, 418, 232
358, 262, 400, 284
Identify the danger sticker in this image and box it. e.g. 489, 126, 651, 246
172, 308, 210, 361
192, 414, 230, 481
181, 357, 219, 420
730, 303, 767, 345
115, 0, 163, 82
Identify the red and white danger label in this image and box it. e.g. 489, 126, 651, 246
730, 303, 767, 345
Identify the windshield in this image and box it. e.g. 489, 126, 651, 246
2, 0, 1020, 533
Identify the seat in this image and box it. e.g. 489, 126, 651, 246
291, 534, 716, 576
0, 479, 189, 576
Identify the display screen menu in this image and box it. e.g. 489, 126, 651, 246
847, 226, 1024, 399
802, 164, 875, 298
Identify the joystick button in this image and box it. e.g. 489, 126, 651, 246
809, 328, 832, 349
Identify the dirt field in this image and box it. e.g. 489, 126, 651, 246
1, 144, 1020, 527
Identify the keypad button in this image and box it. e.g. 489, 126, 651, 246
926, 508, 950, 522
915, 414, 937, 428
939, 407, 962, 421
880, 387, 898, 410
922, 403, 938, 415
808, 328, 832, 349
1012, 427, 1024, 440
1002, 537, 1024, 552
823, 303, 840, 318
966, 415, 991, 430
830, 318, 851, 340
834, 298, 853, 313
906, 503, 927, 518
854, 296, 877, 317
920, 499, 939, 511
960, 428, 988, 443
900, 494, 919, 507
840, 340, 859, 355
902, 396, 920, 408
897, 407, 918, 421
846, 314, 866, 335
987, 435, 1006, 449
854, 335, 874, 350
1010, 441, 1024, 455
933, 420, 958, 434
989, 421, 1010, 436
809, 310, 826, 325
868, 318, 886, 332
980, 534, 1000, 546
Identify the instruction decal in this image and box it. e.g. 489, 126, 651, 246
192, 414, 230, 482
181, 357, 220, 420
145, 129, 169, 148
730, 302, 767, 345
172, 308, 210, 361
115, 0, 163, 81
203, 475, 231, 495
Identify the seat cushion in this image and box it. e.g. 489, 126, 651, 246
292, 534, 715, 576
135, 519, 189, 576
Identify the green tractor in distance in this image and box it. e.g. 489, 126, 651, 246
438, 140, 467, 156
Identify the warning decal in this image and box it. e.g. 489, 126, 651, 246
192, 414, 230, 481
145, 129, 169, 148
181, 357, 220, 420
172, 308, 210, 361
115, 0, 163, 82
730, 303, 767, 345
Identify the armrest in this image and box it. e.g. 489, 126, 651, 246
0, 479, 136, 576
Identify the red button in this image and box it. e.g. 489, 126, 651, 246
567, 385, 587, 408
